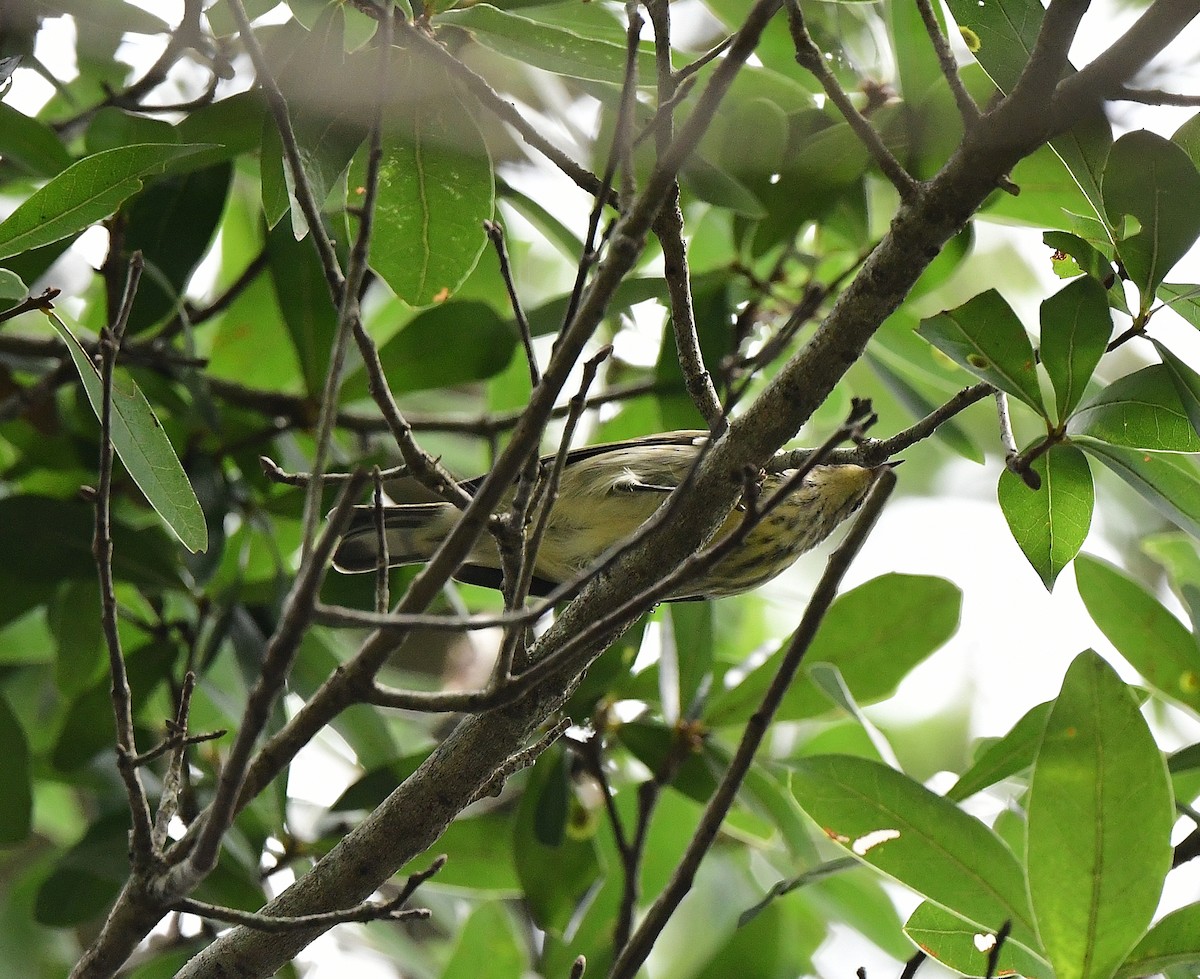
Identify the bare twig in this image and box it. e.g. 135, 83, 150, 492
299, 7, 394, 561
914, 0, 980, 125
773, 380, 994, 470
225, 0, 345, 299
0, 287, 61, 325
485, 219, 539, 387
470, 718, 571, 804
94, 253, 155, 867
395, 18, 609, 201
785, 0, 919, 202
178, 473, 367, 882
608, 466, 897, 979
1114, 86, 1200, 105
174, 854, 445, 931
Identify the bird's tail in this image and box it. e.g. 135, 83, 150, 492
332, 503, 451, 574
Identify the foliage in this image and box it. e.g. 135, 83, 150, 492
0, 1, 1199, 978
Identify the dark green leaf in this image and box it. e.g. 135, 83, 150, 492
0, 694, 31, 846
48, 312, 208, 552
121, 162, 232, 334
343, 300, 516, 400
708, 574, 962, 725
50, 640, 179, 772
0, 143, 212, 260
0, 103, 72, 177
513, 745, 599, 932
1071, 365, 1200, 452
1027, 651, 1173, 979
1103, 130, 1200, 308
1074, 554, 1200, 716
1075, 435, 1200, 539
998, 444, 1094, 590
917, 290, 1046, 415
267, 219, 337, 398
1040, 276, 1112, 422
946, 701, 1052, 802
34, 811, 132, 926
790, 755, 1034, 937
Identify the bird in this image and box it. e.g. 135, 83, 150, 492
332, 431, 881, 601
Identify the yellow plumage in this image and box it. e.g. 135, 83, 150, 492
333, 431, 879, 601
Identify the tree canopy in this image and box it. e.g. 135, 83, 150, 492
2, 0, 1200, 977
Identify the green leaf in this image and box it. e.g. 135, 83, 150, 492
790, 755, 1034, 937
0, 268, 27, 301
1027, 650, 1173, 979
1071, 365, 1200, 452
1043, 230, 1116, 288
437, 4, 657, 84
1102, 130, 1200, 308
50, 640, 179, 772
0, 103, 72, 177
121, 162, 232, 334
0, 693, 31, 846
1040, 276, 1112, 422
34, 810, 132, 925
998, 444, 1094, 590
0, 143, 212, 260
266, 219, 337, 398
1159, 282, 1200, 330
513, 745, 599, 932
443, 903, 525, 979
707, 574, 961, 725
1074, 554, 1200, 716
917, 290, 1046, 415
47, 312, 208, 552
1117, 903, 1200, 978
351, 65, 493, 307
905, 902, 1050, 977
1153, 341, 1200, 439
1075, 435, 1200, 540
343, 300, 516, 400
946, 701, 1052, 802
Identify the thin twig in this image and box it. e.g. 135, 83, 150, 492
396, 18, 609, 201
469, 718, 571, 804
299, 7, 394, 561
914, 0, 980, 125
178, 473, 368, 882
0, 287, 61, 325
485, 220, 539, 387
608, 466, 897, 979
1114, 86, 1200, 105
225, 0, 345, 299
774, 381, 994, 470
174, 854, 445, 931
674, 34, 734, 84
94, 253, 155, 867
785, 0, 920, 202
648, 0, 724, 431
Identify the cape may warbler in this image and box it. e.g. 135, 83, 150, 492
333, 431, 880, 601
